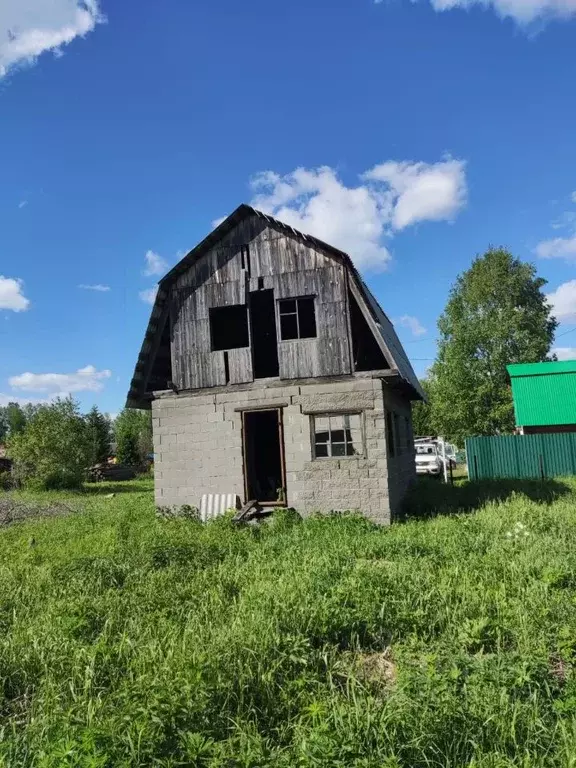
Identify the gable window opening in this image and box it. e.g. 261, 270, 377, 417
279, 296, 317, 341
313, 413, 363, 459
209, 305, 250, 351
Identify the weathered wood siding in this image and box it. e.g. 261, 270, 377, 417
170, 216, 352, 390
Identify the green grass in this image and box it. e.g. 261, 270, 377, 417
2, 478, 576, 766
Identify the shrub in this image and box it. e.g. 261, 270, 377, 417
114, 408, 152, 466
8, 397, 92, 490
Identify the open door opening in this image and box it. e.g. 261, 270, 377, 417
249, 289, 280, 378
243, 409, 286, 504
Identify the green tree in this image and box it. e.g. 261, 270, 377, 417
85, 406, 112, 465
430, 247, 557, 444
0, 408, 8, 443
411, 379, 434, 437
114, 409, 152, 466
6, 402, 27, 436
8, 397, 91, 489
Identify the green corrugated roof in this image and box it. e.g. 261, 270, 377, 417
507, 360, 576, 377
506, 360, 576, 427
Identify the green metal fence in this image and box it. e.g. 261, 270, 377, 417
466, 434, 576, 480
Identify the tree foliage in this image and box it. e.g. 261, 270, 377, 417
430, 247, 557, 444
85, 406, 112, 465
8, 398, 92, 489
114, 409, 152, 466
0, 403, 28, 442
411, 379, 434, 437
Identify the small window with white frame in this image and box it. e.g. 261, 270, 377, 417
312, 413, 364, 459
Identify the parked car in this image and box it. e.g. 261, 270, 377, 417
415, 437, 458, 470
415, 443, 442, 476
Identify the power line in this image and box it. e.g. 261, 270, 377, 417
556, 326, 576, 339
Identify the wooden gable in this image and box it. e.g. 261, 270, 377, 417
127, 205, 424, 408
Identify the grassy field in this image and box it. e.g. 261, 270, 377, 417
2, 478, 576, 766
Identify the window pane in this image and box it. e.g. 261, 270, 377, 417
279, 299, 296, 315
348, 414, 361, 430
349, 430, 362, 451
280, 313, 298, 341
297, 297, 317, 338
312, 412, 364, 461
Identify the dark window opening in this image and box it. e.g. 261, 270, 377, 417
249, 289, 279, 378
258, 276, 264, 290
349, 291, 388, 372
386, 411, 396, 458
312, 413, 363, 459
278, 296, 317, 341
243, 409, 285, 503
209, 305, 249, 351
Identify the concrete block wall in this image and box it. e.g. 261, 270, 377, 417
152, 376, 415, 524
382, 384, 417, 516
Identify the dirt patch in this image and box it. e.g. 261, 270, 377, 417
354, 649, 397, 687
338, 647, 397, 689
0, 496, 77, 527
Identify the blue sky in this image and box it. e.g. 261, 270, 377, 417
1, 0, 576, 415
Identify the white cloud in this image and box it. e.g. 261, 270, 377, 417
551, 211, 576, 230
250, 158, 467, 272
9, 365, 111, 394
395, 314, 428, 337
18, 200, 28, 209
0, 393, 52, 407
0, 0, 104, 79
363, 159, 467, 230
547, 280, 576, 323
386, 0, 576, 25
139, 287, 158, 305
572, 192, 576, 204
78, 283, 110, 292
536, 234, 576, 260
143, 250, 168, 277
552, 347, 576, 361
0, 276, 30, 312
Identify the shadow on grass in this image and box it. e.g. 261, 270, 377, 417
82, 479, 153, 496
402, 476, 573, 520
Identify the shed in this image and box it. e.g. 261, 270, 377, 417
127, 204, 423, 523
507, 360, 576, 434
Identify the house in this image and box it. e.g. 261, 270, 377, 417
127, 205, 424, 524
507, 360, 576, 435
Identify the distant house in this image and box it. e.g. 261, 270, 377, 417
0, 445, 11, 473
507, 360, 576, 435
127, 205, 424, 523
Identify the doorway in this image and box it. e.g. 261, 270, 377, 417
243, 409, 286, 503
249, 290, 280, 378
